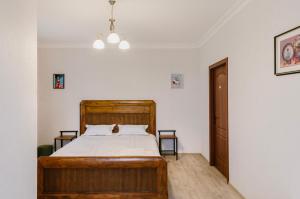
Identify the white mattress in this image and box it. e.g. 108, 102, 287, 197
52, 134, 160, 157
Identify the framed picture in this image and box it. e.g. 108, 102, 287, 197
274, 26, 300, 76
53, 74, 65, 89
171, 74, 184, 89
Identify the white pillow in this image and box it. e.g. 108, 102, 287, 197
118, 125, 148, 135
85, 125, 114, 136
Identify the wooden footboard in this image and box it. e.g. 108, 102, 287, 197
38, 156, 168, 199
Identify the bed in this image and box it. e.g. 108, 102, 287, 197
38, 100, 168, 199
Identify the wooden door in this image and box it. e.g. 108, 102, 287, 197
209, 58, 229, 181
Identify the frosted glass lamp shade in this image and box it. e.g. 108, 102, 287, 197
93, 39, 105, 49
107, 33, 120, 44
119, 40, 130, 50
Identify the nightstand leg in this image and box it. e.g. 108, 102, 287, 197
54, 139, 56, 152
61, 140, 63, 149
159, 138, 161, 155
173, 138, 175, 156
176, 138, 178, 160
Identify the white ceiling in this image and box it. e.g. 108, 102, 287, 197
38, 0, 245, 48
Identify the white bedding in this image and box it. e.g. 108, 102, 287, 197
52, 134, 160, 157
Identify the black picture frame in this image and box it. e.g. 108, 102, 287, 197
53, 74, 65, 89
274, 26, 300, 76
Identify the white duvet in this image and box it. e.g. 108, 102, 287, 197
52, 134, 160, 157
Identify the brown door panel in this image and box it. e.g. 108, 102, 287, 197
209, 58, 229, 181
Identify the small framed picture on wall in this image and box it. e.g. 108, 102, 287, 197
171, 73, 184, 89
53, 74, 65, 89
274, 26, 300, 76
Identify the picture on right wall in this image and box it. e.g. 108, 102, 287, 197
171, 73, 184, 89
275, 26, 300, 76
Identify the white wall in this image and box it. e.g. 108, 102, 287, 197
38, 48, 202, 153
0, 1, 37, 199
198, 0, 300, 198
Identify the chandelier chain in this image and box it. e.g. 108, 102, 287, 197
109, 0, 116, 32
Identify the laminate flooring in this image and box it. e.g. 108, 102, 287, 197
166, 154, 244, 199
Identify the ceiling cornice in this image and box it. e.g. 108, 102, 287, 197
38, 42, 201, 49
197, 0, 252, 48
38, 0, 252, 50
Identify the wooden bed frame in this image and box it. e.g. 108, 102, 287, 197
38, 100, 168, 199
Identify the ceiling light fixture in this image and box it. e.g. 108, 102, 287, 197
93, 34, 105, 49
93, 0, 130, 50
119, 40, 130, 50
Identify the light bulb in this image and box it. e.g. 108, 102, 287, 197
93, 39, 105, 49
107, 33, 120, 44
119, 40, 130, 50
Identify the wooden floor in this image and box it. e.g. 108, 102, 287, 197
166, 154, 244, 199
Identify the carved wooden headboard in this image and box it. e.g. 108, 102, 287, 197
80, 100, 156, 136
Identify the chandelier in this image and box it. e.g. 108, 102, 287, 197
93, 0, 130, 50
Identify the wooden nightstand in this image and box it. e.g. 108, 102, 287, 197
54, 130, 78, 151
158, 130, 178, 160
